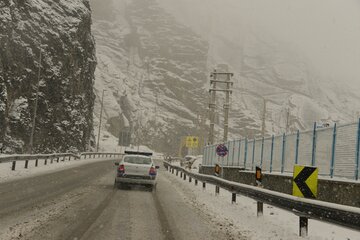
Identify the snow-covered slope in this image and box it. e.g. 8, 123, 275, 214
90, 0, 209, 154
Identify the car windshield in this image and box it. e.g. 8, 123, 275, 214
123, 156, 152, 165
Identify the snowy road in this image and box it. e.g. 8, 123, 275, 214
0, 160, 235, 240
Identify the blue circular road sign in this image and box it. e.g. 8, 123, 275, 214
216, 144, 228, 157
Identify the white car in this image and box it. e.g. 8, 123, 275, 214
114, 151, 159, 190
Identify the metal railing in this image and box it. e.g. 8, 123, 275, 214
203, 121, 360, 180
0, 152, 123, 171
164, 162, 360, 236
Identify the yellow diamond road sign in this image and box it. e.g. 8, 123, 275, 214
185, 136, 199, 148
292, 165, 318, 199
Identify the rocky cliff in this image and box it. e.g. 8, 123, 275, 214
0, 0, 96, 153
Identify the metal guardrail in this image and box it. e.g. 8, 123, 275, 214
0, 152, 123, 170
164, 161, 360, 236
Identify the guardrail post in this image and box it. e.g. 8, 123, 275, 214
270, 135, 274, 173
232, 193, 236, 204
215, 185, 220, 195
257, 202, 263, 217
260, 137, 264, 168
62, 156, 65, 161
295, 130, 300, 165
281, 133, 286, 173
51, 157, 53, 164
202, 182, 206, 189
189, 176, 192, 183
44, 158, 47, 165
299, 216, 308, 237
195, 179, 198, 186
12, 161, 16, 171
84, 154, 86, 159
330, 123, 337, 178
183, 173, 186, 180
180, 172, 183, 178
35, 159, 38, 167
311, 122, 317, 166
172, 168, 174, 174
25, 160, 29, 169
176, 170, 178, 176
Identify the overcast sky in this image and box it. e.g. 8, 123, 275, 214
158, 0, 360, 89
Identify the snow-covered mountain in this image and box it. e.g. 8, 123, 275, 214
90, 0, 209, 154
90, 0, 360, 154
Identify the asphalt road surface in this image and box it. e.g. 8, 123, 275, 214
0, 159, 234, 240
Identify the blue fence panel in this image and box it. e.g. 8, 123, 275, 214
284, 133, 297, 173
262, 137, 272, 171
315, 127, 334, 176
297, 130, 313, 167
272, 136, 283, 172
334, 123, 358, 178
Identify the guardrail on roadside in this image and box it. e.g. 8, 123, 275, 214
0, 152, 123, 171
164, 161, 360, 237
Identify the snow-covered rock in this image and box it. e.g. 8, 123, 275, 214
0, 0, 96, 153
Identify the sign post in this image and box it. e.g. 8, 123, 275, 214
255, 166, 263, 216
292, 165, 318, 237
216, 144, 228, 178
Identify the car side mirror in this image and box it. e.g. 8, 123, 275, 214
114, 162, 119, 166
155, 166, 160, 169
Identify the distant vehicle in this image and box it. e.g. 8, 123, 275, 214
114, 151, 159, 191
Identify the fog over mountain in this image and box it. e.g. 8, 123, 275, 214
90, 0, 360, 154
158, 0, 360, 90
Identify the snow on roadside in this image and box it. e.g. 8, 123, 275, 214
164, 170, 360, 240
0, 157, 116, 184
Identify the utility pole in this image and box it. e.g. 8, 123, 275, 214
223, 72, 232, 142
96, 89, 106, 152
261, 99, 266, 137
29, 43, 43, 154
208, 71, 217, 145
285, 108, 290, 133
208, 69, 234, 143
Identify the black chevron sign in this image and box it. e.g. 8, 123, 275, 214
293, 166, 318, 199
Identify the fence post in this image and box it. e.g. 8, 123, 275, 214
237, 139, 241, 167
25, 160, 29, 169
260, 137, 264, 168
295, 130, 300, 165
330, 123, 337, 178
244, 138, 248, 168
311, 122, 317, 166
251, 139, 256, 171
355, 119, 360, 180
226, 142, 230, 166
281, 133, 286, 173
35, 158, 38, 167
270, 135, 274, 173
